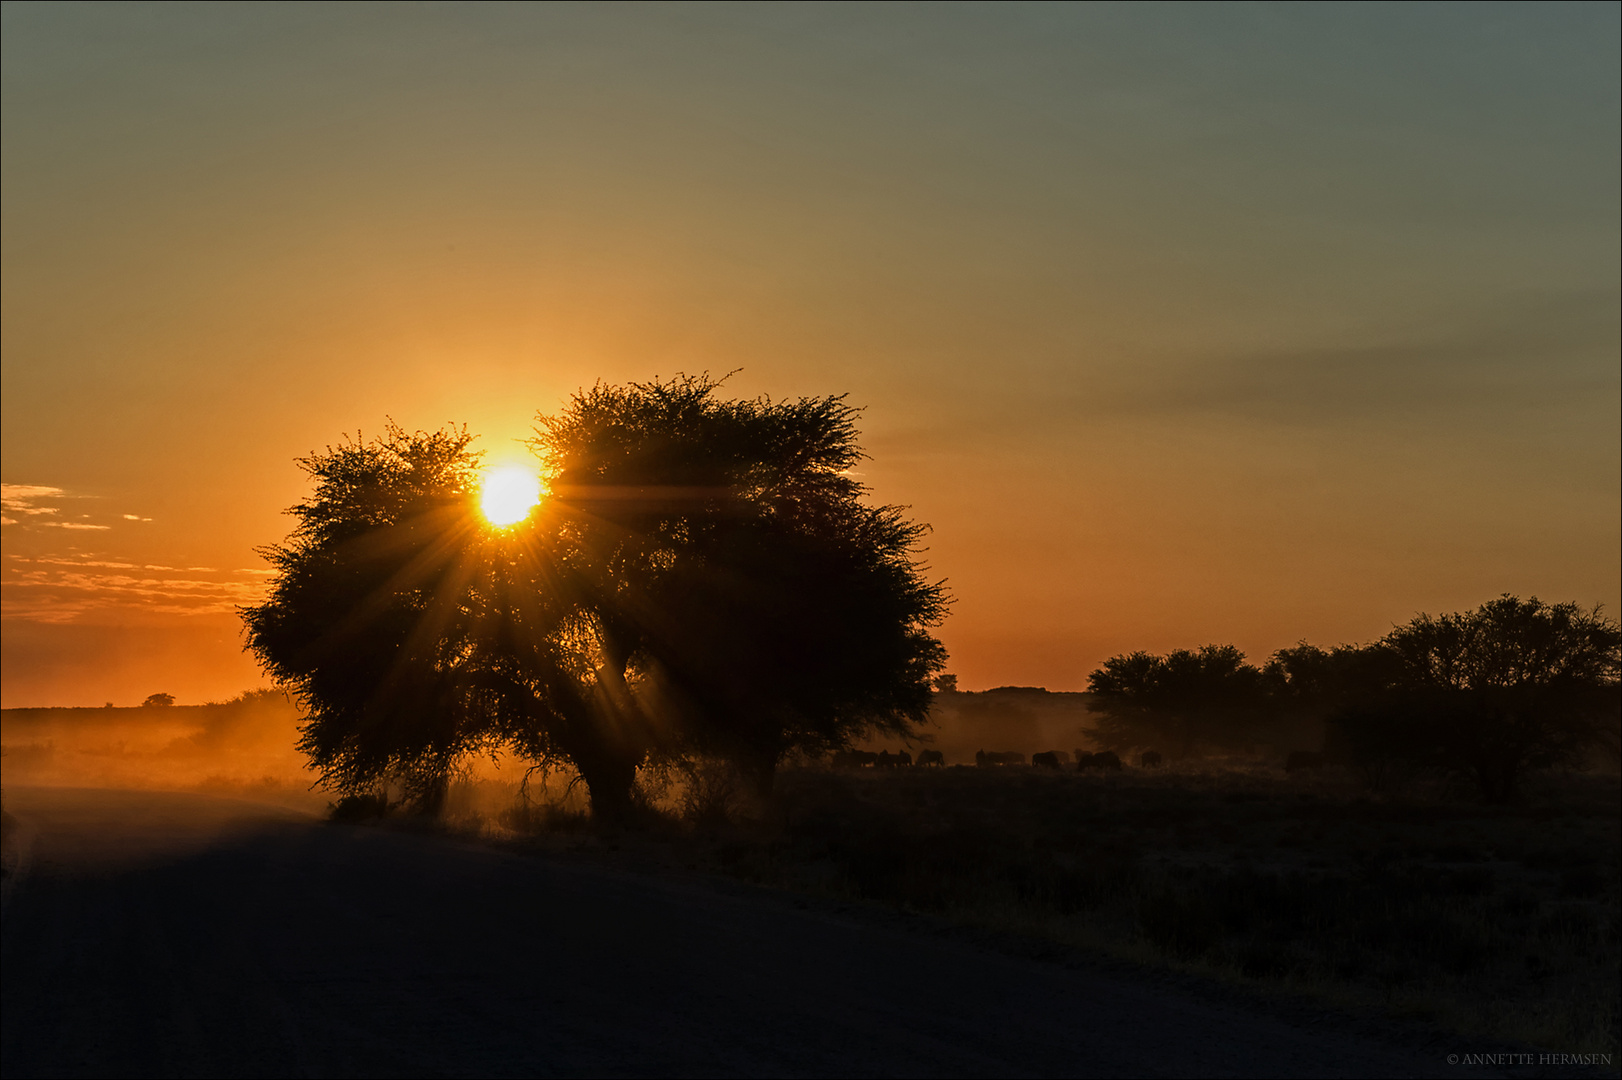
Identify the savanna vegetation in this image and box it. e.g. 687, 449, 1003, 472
1086, 596, 1621, 804
393, 591, 1618, 1058
423, 755, 1620, 1059
241, 375, 947, 820
224, 375, 1622, 1057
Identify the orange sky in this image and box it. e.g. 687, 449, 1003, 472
3, 4, 1618, 706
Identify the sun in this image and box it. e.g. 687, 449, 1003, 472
479, 464, 542, 527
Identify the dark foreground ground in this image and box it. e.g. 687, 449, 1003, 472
0, 787, 1537, 1078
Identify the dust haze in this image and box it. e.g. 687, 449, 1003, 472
1, 690, 320, 809
0, 687, 1103, 807
856, 687, 1095, 762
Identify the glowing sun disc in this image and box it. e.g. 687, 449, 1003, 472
480, 465, 541, 526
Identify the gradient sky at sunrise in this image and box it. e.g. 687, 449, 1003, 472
3, 2, 1618, 706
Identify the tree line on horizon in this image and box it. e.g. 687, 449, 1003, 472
1084, 595, 1621, 802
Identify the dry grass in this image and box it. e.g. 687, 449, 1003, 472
451, 759, 1620, 1057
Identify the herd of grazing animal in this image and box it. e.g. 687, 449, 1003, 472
831, 749, 914, 769
832, 746, 1327, 772
835, 747, 1149, 771
1285, 750, 1326, 772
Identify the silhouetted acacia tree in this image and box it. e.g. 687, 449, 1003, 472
241, 424, 497, 812
239, 423, 670, 819
1256, 641, 1400, 754
522, 374, 949, 801
1085, 645, 1270, 755
1330, 596, 1621, 803
244, 380, 948, 821
1261, 642, 1395, 708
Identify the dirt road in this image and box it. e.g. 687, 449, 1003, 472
2, 787, 1460, 1078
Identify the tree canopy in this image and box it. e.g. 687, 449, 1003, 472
242, 377, 949, 818
1085, 645, 1270, 755
516, 375, 948, 804
1084, 596, 1620, 802
240, 423, 497, 811
1330, 596, 1620, 802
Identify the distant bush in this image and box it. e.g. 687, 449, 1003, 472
1085, 645, 1271, 755
1087, 597, 1620, 801
328, 792, 392, 821
1330, 597, 1620, 803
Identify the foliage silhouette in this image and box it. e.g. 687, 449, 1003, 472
1086, 598, 1618, 798
1261, 642, 1398, 717
241, 424, 496, 812
142, 693, 175, 707
520, 374, 949, 804
243, 378, 948, 820
1085, 645, 1270, 755
1330, 596, 1621, 803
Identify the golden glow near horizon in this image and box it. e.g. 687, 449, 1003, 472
479, 465, 542, 527
1, 6, 1617, 707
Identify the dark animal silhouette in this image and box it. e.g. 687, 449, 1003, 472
832, 749, 880, 769
875, 749, 913, 769
916, 749, 945, 767
1285, 750, 1326, 772
1138, 750, 1163, 768
975, 750, 1026, 767
1032, 751, 1064, 768
1076, 751, 1123, 771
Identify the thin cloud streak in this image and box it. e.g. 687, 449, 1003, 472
1141, 292, 1618, 425
1, 483, 62, 516
1, 555, 270, 623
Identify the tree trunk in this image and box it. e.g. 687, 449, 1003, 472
578, 751, 640, 824
738, 748, 778, 801
412, 772, 451, 817
1474, 754, 1518, 804
550, 687, 646, 825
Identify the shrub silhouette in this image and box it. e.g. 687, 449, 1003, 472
1330, 596, 1620, 803
1085, 645, 1269, 755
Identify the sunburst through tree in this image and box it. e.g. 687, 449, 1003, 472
241, 377, 949, 819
